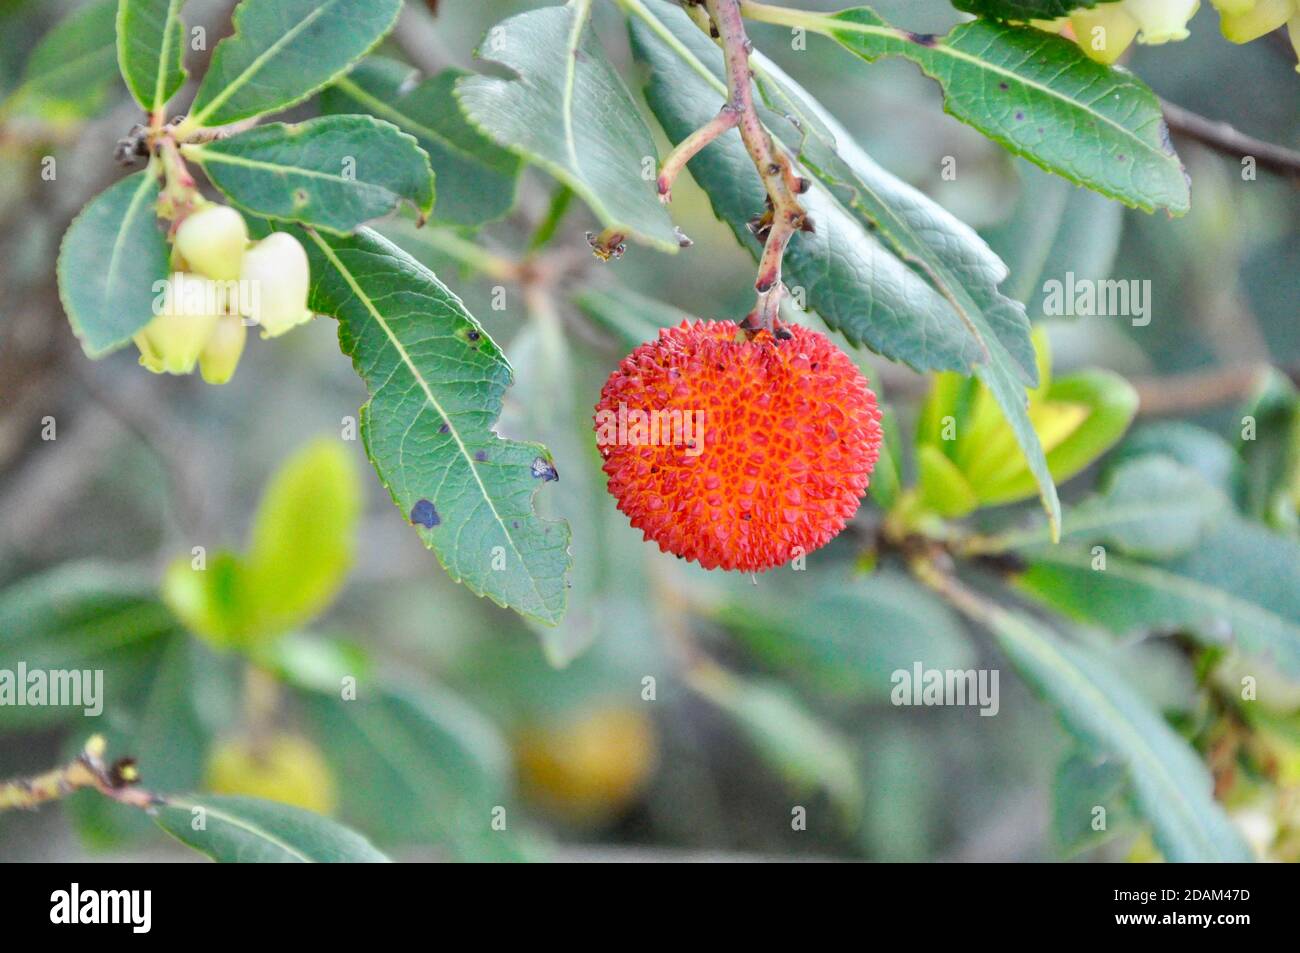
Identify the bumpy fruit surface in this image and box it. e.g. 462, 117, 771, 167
205, 733, 336, 815
199, 314, 247, 385
175, 204, 248, 281
515, 705, 657, 825
595, 321, 882, 572
134, 274, 220, 375
240, 232, 312, 338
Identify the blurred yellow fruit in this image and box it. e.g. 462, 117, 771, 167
205, 733, 336, 815
515, 704, 657, 825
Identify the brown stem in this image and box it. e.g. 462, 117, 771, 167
1132, 363, 1280, 417
657, 105, 740, 202
1161, 99, 1300, 185
0, 736, 159, 813
703, 0, 810, 333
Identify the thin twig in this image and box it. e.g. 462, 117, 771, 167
701, 0, 811, 333
0, 736, 159, 813
1161, 99, 1300, 184
1132, 363, 1294, 417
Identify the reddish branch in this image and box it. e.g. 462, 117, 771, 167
657, 0, 811, 333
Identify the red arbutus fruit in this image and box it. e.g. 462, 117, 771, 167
594, 320, 883, 572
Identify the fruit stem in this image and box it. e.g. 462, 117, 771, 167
0, 735, 159, 814
657, 104, 740, 203
702, 0, 809, 333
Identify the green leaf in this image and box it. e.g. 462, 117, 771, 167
952, 0, 1122, 18
0, 563, 176, 733
791, 7, 1189, 214
154, 795, 390, 862
1239, 371, 1300, 529
116, 0, 187, 113
630, 6, 979, 371
988, 455, 1228, 557
323, 58, 521, 228
162, 441, 359, 647
1113, 422, 1244, 503
182, 0, 401, 130
1062, 456, 1229, 558
182, 115, 435, 235
57, 170, 169, 358
298, 225, 571, 625
983, 161, 1124, 312
574, 284, 692, 351
4, 0, 120, 123
1051, 751, 1136, 856
1016, 517, 1300, 679
457, 1, 679, 252
690, 669, 863, 817
714, 570, 974, 701
965, 597, 1250, 861
303, 683, 535, 860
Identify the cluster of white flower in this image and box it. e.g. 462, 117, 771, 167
134, 204, 312, 384
1031, 0, 1300, 68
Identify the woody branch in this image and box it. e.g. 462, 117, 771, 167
0, 735, 158, 813
657, 0, 811, 333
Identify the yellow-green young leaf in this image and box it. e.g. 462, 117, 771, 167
978, 369, 1137, 505
916, 444, 980, 518
4, 0, 120, 124
242, 439, 360, 638
160, 441, 359, 648
161, 551, 250, 647
116, 0, 187, 113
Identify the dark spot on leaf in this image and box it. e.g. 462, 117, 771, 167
512, 521, 520, 529
439, 423, 449, 434
998, 82, 1009, 91
531, 456, 559, 482
293, 188, 309, 207
410, 498, 440, 528
1015, 112, 1024, 121
906, 32, 938, 46
474, 450, 487, 462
